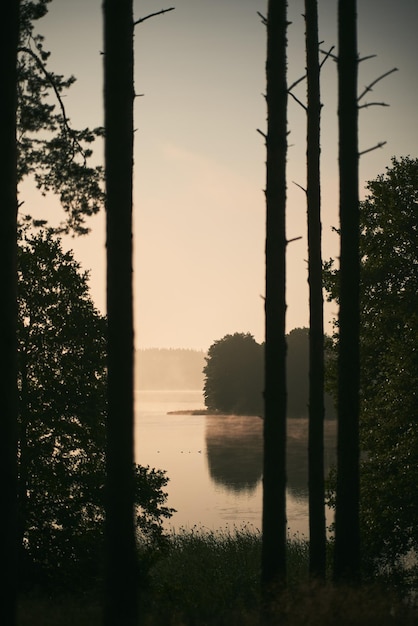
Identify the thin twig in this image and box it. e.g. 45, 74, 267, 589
320, 47, 337, 62
18, 45, 85, 163
288, 90, 307, 111
359, 141, 387, 157
358, 101, 389, 110
134, 7, 175, 26
288, 45, 334, 97
287, 236, 303, 245
358, 54, 377, 63
320, 45, 335, 69
257, 11, 267, 25
293, 181, 307, 194
256, 128, 267, 139
288, 73, 306, 92
358, 67, 398, 102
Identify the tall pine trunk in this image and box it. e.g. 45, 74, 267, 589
0, 1, 20, 623
305, 0, 326, 580
334, 0, 361, 583
261, 0, 288, 601
103, 1, 138, 623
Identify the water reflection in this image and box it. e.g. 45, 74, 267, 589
286, 419, 337, 496
135, 391, 337, 534
205, 415, 337, 498
205, 416, 263, 492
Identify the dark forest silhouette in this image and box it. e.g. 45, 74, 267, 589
3, 0, 417, 623
203, 329, 336, 419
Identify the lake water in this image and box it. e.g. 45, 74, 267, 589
134, 390, 337, 538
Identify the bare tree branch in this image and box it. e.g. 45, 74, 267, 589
288, 73, 306, 92
293, 180, 307, 194
287, 236, 303, 244
319, 47, 337, 62
359, 140, 387, 157
358, 54, 377, 63
288, 90, 307, 111
18, 46, 86, 163
358, 67, 398, 102
288, 45, 334, 101
320, 45, 336, 68
256, 128, 267, 139
134, 7, 175, 26
257, 11, 267, 25
358, 101, 389, 110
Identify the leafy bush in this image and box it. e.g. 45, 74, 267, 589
17, 230, 174, 589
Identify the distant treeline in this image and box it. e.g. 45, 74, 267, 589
286, 328, 336, 419
203, 329, 337, 419
135, 348, 206, 390
135, 331, 336, 419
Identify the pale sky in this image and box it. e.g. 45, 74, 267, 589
20, 0, 418, 350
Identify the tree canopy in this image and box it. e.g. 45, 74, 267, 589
203, 329, 336, 419
17, 0, 104, 234
17, 229, 174, 587
324, 156, 418, 575
203, 333, 264, 416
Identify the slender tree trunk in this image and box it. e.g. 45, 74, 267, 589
0, 1, 20, 623
333, 0, 361, 583
103, 1, 138, 623
305, 0, 326, 580
261, 0, 288, 603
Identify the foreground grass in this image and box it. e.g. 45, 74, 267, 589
18, 526, 417, 626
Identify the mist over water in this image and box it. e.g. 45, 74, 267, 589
135, 390, 336, 536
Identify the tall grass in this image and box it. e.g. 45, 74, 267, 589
143, 523, 264, 623
18, 525, 416, 626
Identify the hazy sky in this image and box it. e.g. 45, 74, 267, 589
21, 0, 418, 350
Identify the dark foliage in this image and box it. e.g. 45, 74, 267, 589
203, 329, 336, 419
17, 0, 104, 234
1, 0, 20, 621
17, 230, 174, 589
203, 333, 264, 416
324, 156, 418, 582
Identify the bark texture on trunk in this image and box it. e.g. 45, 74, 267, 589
0, 1, 20, 623
103, 0, 138, 623
261, 0, 289, 598
305, 0, 326, 580
334, 0, 361, 584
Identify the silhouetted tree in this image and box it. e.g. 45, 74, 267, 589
0, 1, 108, 612
16, 230, 174, 588
204, 328, 335, 420
103, 0, 138, 623
324, 156, 418, 584
333, 0, 361, 583
204, 333, 263, 415
16, 229, 106, 586
304, 0, 326, 579
0, 1, 20, 622
16, 0, 104, 234
261, 0, 289, 601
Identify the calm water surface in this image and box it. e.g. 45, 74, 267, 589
135, 390, 336, 537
